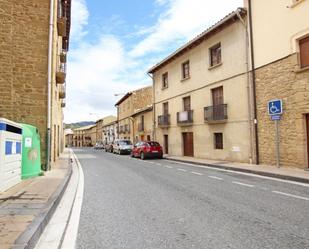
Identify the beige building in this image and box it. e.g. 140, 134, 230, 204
64, 129, 74, 147
101, 117, 118, 144
247, 0, 309, 168
148, 9, 253, 163
115, 86, 153, 142
0, 0, 71, 169
96, 115, 117, 143
73, 125, 96, 147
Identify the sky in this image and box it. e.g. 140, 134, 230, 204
64, 0, 243, 123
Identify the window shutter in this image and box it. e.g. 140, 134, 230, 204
300, 36, 309, 68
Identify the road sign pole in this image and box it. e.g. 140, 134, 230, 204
275, 119, 280, 168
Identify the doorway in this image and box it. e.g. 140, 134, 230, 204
306, 114, 309, 168
164, 135, 168, 154
182, 132, 194, 157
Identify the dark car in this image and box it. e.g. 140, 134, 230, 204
131, 141, 163, 160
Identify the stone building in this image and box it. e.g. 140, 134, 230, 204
0, 0, 71, 169
101, 117, 118, 144
148, 9, 253, 162
115, 86, 153, 142
73, 125, 96, 147
247, 0, 309, 168
96, 115, 117, 143
64, 129, 74, 147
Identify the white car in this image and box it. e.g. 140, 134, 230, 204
113, 139, 133, 155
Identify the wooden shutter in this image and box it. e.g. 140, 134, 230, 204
300, 36, 309, 68
163, 102, 169, 115
212, 86, 223, 106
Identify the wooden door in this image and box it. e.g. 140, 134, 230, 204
300, 36, 309, 68
183, 96, 191, 111
306, 114, 309, 168
183, 132, 194, 157
164, 135, 168, 154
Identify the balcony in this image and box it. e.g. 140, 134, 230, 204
56, 63, 66, 84
204, 104, 228, 123
60, 51, 67, 63
177, 110, 193, 126
59, 91, 66, 99
138, 123, 144, 132
57, 17, 67, 37
158, 114, 170, 128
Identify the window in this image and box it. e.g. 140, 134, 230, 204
299, 36, 309, 68
162, 72, 168, 88
210, 43, 221, 67
181, 61, 190, 79
214, 133, 223, 149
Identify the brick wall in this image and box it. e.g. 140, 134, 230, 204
256, 54, 309, 168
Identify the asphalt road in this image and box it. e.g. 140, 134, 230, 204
75, 148, 309, 249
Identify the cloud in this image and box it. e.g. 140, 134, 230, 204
70, 0, 89, 41
130, 0, 243, 57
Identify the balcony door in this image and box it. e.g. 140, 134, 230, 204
163, 102, 169, 115
182, 132, 194, 157
183, 96, 191, 111
212, 86, 223, 119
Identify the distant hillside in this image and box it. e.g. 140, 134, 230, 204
65, 121, 95, 130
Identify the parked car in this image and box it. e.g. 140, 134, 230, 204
94, 142, 104, 150
105, 141, 114, 153
131, 141, 163, 160
113, 139, 133, 155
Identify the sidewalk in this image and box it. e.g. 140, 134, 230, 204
0, 150, 72, 249
165, 155, 309, 184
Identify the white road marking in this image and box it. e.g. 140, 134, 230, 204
156, 163, 162, 166
177, 168, 187, 172
272, 191, 309, 201
232, 181, 254, 188
165, 165, 173, 169
208, 176, 223, 180
190, 171, 203, 176
148, 161, 154, 164
162, 160, 309, 188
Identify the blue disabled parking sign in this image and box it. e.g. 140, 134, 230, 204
268, 99, 283, 115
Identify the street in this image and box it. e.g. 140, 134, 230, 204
75, 148, 309, 249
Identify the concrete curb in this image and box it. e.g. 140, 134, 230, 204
12, 158, 73, 249
165, 158, 309, 184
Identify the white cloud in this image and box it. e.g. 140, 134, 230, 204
130, 0, 243, 57
70, 0, 89, 41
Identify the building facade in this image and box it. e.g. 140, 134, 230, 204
149, 9, 253, 163
64, 129, 74, 147
247, 0, 309, 168
132, 107, 153, 143
0, 0, 71, 169
102, 118, 118, 144
115, 86, 153, 142
73, 124, 96, 147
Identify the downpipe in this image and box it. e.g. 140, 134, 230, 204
46, 0, 54, 170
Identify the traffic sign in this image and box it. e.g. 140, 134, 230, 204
271, 115, 281, 121
268, 99, 283, 115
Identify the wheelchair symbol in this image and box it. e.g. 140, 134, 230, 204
269, 102, 279, 114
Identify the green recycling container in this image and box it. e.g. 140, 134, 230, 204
21, 124, 41, 179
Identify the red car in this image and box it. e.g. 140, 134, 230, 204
131, 141, 163, 160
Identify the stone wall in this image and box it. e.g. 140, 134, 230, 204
0, 0, 51, 167
255, 53, 309, 168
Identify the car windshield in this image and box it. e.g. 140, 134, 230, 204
119, 140, 132, 145
147, 142, 160, 146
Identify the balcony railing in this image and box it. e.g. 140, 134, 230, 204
158, 114, 170, 127
60, 51, 67, 63
204, 104, 228, 123
57, 17, 67, 37
138, 123, 144, 132
177, 110, 193, 125
56, 64, 66, 84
